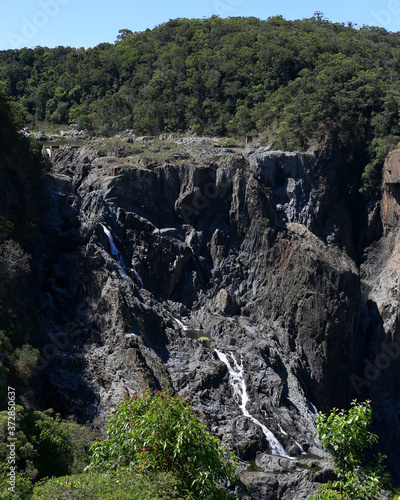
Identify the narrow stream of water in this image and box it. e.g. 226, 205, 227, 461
101, 224, 143, 288
101, 224, 128, 275
215, 349, 291, 458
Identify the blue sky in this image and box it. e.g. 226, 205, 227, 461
1, 0, 400, 50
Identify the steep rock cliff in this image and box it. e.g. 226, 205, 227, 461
360, 149, 400, 480
27, 137, 397, 497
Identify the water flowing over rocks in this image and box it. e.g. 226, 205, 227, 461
29, 137, 400, 497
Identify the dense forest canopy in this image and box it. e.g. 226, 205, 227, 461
2, 15, 400, 193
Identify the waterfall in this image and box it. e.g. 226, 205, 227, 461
174, 318, 189, 330
100, 224, 127, 275
101, 224, 144, 287
266, 410, 304, 453
294, 440, 306, 455
215, 349, 291, 458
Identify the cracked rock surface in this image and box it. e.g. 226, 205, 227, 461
28, 138, 400, 497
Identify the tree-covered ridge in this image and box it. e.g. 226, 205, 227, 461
0, 15, 400, 150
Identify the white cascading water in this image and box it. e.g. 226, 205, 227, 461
101, 224, 144, 287
174, 318, 189, 330
294, 440, 306, 455
101, 224, 128, 275
215, 349, 291, 458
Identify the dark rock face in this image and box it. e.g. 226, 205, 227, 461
381, 150, 400, 233
383, 149, 400, 185
358, 149, 400, 481
29, 139, 400, 497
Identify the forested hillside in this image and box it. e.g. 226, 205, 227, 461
2, 15, 400, 196
0, 16, 399, 145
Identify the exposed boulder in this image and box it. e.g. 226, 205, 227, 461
215, 288, 241, 316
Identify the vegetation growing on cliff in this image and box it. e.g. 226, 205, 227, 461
89, 390, 238, 499
311, 401, 396, 499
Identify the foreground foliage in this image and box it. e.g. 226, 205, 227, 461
0, 391, 238, 499
0, 407, 97, 499
89, 390, 238, 499
311, 400, 395, 499
31, 471, 185, 500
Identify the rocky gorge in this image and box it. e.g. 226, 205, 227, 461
22, 134, 400, 498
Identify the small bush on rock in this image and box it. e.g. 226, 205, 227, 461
311, 400, 396, 499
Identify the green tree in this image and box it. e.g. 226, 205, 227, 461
116, 29, 134, 43
311, 400, 394, 499
13, 344, 40, 385
0, 81, 25, 131
0, 217, 14, 240
53, 86, 67, 102
0, 406, 98, 498
77, 115, 93, 132
0, 240, 30, 293
68, 85, 82, 103
89, 390, 238, 499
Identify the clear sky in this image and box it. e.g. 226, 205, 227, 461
1, 0, 400, 51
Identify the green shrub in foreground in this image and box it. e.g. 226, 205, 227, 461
0, 470, 32, 500
311, 400, 396, 499
31, 471, 184, 500
0, 407, 98, 499
89, 390, 238, 499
